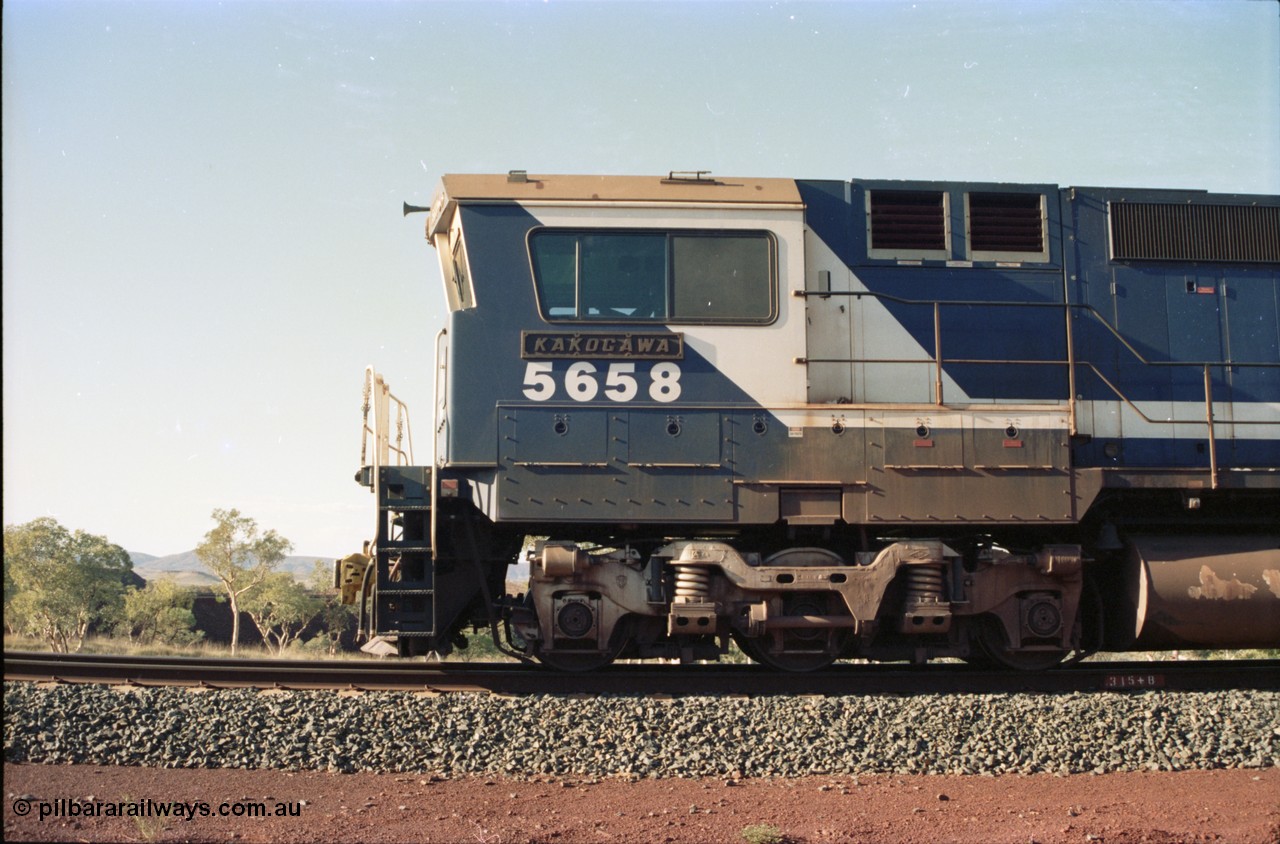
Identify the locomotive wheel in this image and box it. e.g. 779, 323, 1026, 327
534, 625, 630, 672
972, 616, 1068, 671
734, 548, 853, 672
732, 630, 845, 672
763, 547, 847, 567
535, 649, 620, 672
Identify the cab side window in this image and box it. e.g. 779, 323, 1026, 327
530, 229, 775, 323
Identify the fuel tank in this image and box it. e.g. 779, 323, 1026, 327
1125, 535, 1280, 649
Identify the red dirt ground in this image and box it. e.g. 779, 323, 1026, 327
4, 763, 1278, 843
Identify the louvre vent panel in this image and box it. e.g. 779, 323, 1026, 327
1111, 202, 1280, 263
969, 193, 1044, 253
870, 191, 947, 251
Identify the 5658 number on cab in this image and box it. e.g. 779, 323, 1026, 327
522, 361, 682, 403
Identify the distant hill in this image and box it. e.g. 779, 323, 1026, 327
130, 550, 334, 586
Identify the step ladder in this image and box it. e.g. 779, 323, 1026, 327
372, 465, 437, 640
358, 367, 437, 643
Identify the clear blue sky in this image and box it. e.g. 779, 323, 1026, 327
4, 0, 1278, 557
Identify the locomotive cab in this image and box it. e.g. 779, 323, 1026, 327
348, 172, 1280, 671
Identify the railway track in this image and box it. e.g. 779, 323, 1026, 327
6, 651, 1277, 696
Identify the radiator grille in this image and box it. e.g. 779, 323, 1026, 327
870, 191, 946, 252
969, 192, 1044, 253
1110, 202, 1280, 263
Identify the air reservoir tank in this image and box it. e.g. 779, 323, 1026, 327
1125, 534, 1280, 649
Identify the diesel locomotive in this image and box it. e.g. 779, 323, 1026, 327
339, 172, 1280, 671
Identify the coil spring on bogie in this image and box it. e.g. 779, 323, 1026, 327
903, 564, 946, 606
671, 564, 712, 602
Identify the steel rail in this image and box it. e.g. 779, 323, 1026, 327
5, 651, 1277, 696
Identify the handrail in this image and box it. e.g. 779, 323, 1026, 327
360, 365, 415, 471
1204, 364, 1219, 488
794, 289, 1279, 485
795, 289, 1277, 369
433, 329, 449, 469
430, 328, 449, 559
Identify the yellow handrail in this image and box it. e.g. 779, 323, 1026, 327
360, 365, 414, 471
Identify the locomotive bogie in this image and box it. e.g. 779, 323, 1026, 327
509, 538, 1090, 670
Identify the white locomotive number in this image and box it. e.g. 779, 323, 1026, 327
522, 361, 682, 403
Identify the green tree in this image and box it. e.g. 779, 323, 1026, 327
4, 552, 17, 635
241, 571, 323, 655
194, 508, 292, 656
310, 559, 356, 656
4, 518, 133, 652
120, 577, 204, 646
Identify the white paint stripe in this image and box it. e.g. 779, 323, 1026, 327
768, 407, 1070, 430
1077, 400, 1280, 440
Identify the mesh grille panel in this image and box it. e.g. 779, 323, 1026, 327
1111, 202, 1280, 263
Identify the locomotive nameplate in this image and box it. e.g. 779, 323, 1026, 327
522, 331, 684, 360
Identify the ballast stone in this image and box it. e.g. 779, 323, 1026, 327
4, 682, 1278, 777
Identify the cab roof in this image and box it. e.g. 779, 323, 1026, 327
427, 172, 802, 236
